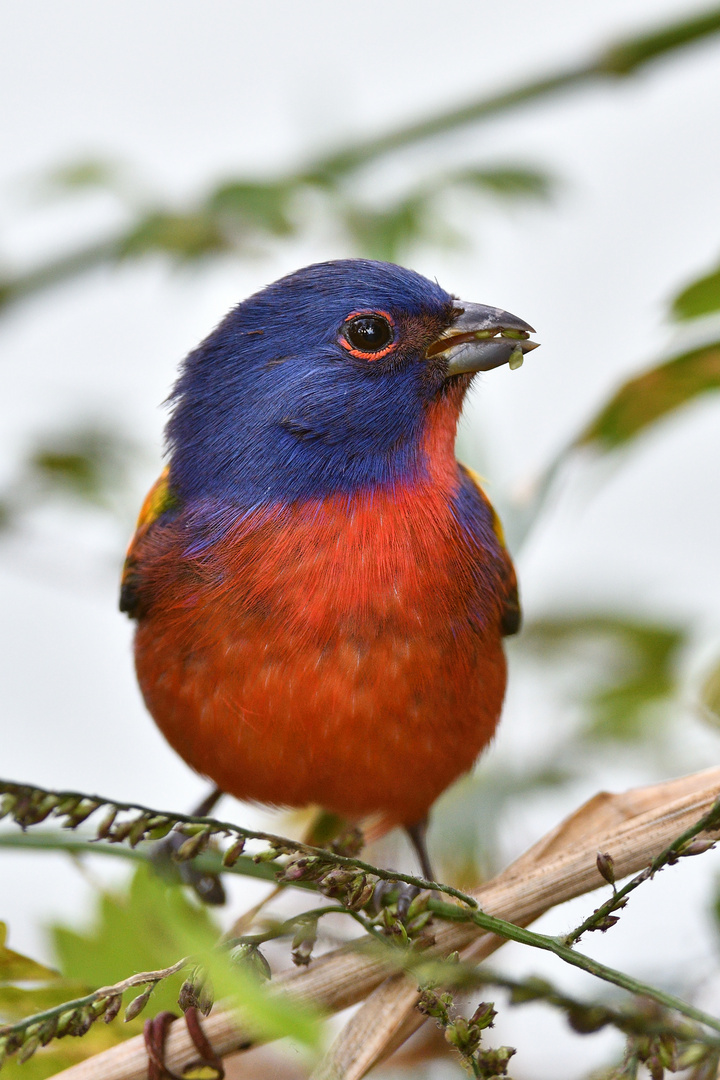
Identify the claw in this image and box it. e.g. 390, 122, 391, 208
151, 786, 226, 905
372, 878, 420, 920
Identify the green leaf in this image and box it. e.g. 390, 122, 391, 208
344, 193, 454, 262
162, 890, 322, 1049
206, 181, 296, 237
598, 7, 720, 76
0, 923, 59, 985
51, 865, 219, 1017
576, 342, 720, 450
672, 264, 720, 321
523, 616, 685, 742
43, 159, 121, 192
52, 865, 321, 1051
453, 166, 553, 201
0, 981, 86, 1022
700, 657, 720, 726
26, 426, 137, 508
118, 211, 230, 261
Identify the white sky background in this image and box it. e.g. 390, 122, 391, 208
1, 3, 720, 1077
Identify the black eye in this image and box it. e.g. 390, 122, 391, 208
343, 314, 395, 356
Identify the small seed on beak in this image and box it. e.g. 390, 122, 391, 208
500, 329, 530, 340
508, 346, 524, 370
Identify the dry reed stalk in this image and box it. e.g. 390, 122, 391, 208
54, 766, 720, 1080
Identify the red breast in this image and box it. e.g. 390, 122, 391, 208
133, 457, 508, 827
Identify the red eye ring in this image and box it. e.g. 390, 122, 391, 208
339, 310, 397, 360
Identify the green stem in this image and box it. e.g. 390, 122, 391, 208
0, 8, 718, 312
224, 905, 357, 947
0, 779, 476, 906
0, 958, 188, 1040
307, 6, 720, 179
306, 68, 591, 181
428, 899, 720, 1036
564, 795, 720, 946
5, 779, 720, 1038
420, 962, 719, 1046
0, 828, 281, 885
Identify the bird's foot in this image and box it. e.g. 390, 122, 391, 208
369, 817, 437, 938
372, 879, 435, 947
372, 877, 420, 922
151, 786, 226, 905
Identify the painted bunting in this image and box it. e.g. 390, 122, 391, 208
121, 259, 537, 875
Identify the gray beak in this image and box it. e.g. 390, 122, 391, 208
428, 301, 539, 376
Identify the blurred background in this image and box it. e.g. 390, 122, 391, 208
2, 2, 720, 1077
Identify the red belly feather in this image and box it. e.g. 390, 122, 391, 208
134, 477, 507, 826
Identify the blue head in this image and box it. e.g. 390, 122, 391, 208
166, 259, 534, 507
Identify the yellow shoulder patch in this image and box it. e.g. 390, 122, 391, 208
134, 466, 178, 532
120, 467, 179, 617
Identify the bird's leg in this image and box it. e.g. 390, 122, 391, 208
405, 817, 436, 883
373, 817, 435, 921
188, 785, 224, 819
152, 785, 226, 905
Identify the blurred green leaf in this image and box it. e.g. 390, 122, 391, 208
206, 180, 297, 237
700, 656, 720, 726
524, 616, 685, 742
51, 865, 218, 1017
27, 426, 137, 508
118, 211, 230, 260
577, 342, 720, 450
598, 6, 720, 76
43, 159, 122, 193
0, 923, 58, 985
161, 888, 322, 1049
344, 193, 448, 262
453, 166, 553, 201
672, 263, 720, 321
52, 865, 321, 1051
0, 981, 86, 1022
0, 923, 93, 1078
0, 426, 141, 531
0, 8, 718, 314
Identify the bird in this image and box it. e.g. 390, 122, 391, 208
120, 259, 537, 880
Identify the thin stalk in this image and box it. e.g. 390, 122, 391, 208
0, 779, 477, 907
0, 829, 281, 886
1, 9, 718, 312
564, 795, 720, 946
0, 959, 188, 1040
428, 899, 720, 1037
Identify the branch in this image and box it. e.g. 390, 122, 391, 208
309, 6, 720, 180
0, 960, 188, 1068
5, 777, 719, 1028
0, 779, 474, 907
1, 7, 719, 311
0, 828, 281, 887
310, 767, 720, 1080
564, 793, 720, 945
46, 766, 720, 1080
